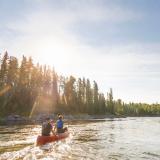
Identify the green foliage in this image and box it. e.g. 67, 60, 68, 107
0, 51, 8, 86
106, 88, 115, 114
0, 52, 160, 117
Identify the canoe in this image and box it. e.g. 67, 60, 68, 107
36, 131, 69, 146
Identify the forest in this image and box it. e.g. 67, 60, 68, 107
0, 52, 160, 117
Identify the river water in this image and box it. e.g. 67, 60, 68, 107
0, 117, 160, 160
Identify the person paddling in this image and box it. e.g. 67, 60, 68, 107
42, 117, 55, 136
54, 114, 68, 133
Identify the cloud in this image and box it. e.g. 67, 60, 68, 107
0, 1, 144, 63
0, 0, 159, 103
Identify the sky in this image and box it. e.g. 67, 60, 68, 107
0, 0, 160, 103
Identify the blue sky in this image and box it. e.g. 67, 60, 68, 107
0, 0, 160, 103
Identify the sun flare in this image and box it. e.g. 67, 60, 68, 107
32, 40, 74, 73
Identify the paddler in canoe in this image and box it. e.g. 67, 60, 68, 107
37, 115, 69, 146
42, 117, 55, 136
54, 114, 68, 133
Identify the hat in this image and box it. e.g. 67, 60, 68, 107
58, 115, 63, 119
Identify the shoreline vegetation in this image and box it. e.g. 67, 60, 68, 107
0, 52, 160, 125
0, 113, 116, 125
0, 113, 159, 125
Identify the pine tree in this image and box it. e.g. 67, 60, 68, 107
98, 93, 106, 113
106, 88, 115, 114
0, 51, 9, 86
43, 65, 52, 95
64, 76, 76, 108
86, 79, 93, 113
82, 77, 86, 105
52, 68, 58, 106
26, 57, 33, 87
19, 55, 27, 87
93, 80, 99, 113
7, 56, 18, 87
77, 78, 83, 112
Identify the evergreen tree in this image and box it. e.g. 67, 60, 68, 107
114, 99, 124, 115
98, 93, 106, 113
19, 55, 27, 87
26, 57, 33, 87
77, 78, 83, 112
7, 56, 18, 86
64, 76, 76, 109
82, 77, 86, 105
43, 65, 52, 95
106, 88, 115, 114
0, 51, 9, 86
52, 68, 58, 106
0, 51, 160, 117
93, 80, 99, 113
86, 79, 93, 113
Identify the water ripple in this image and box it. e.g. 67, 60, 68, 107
0, 117, 160, 160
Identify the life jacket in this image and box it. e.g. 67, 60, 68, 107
42, 122, 52, 136
57, 119, 63, 129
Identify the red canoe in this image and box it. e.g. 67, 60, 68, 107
36, 131, 69, 146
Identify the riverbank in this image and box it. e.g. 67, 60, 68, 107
0, 113, 125, 125
1, 113, 159, 125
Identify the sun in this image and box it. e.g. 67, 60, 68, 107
32, 41, 72, 73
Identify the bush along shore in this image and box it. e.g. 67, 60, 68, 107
1, 112, 159, 126
0, 113, 127, 125
0, 52, 160, 123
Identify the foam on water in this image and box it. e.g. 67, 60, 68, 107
0, 135, 72, 160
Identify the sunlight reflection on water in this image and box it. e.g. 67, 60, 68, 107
0, 117, 160, 160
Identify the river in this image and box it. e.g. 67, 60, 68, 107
0, 117, 160, 160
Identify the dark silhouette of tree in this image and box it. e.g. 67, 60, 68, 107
86, 79, 93, 113
7, 56, 18, 86
52, 68, 58, 107
93, 80, 99, 113
106, 88, 115, 114
0, 51, 8, 86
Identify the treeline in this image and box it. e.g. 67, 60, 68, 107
113, 99, 160, 116
0, 52, 160, 117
